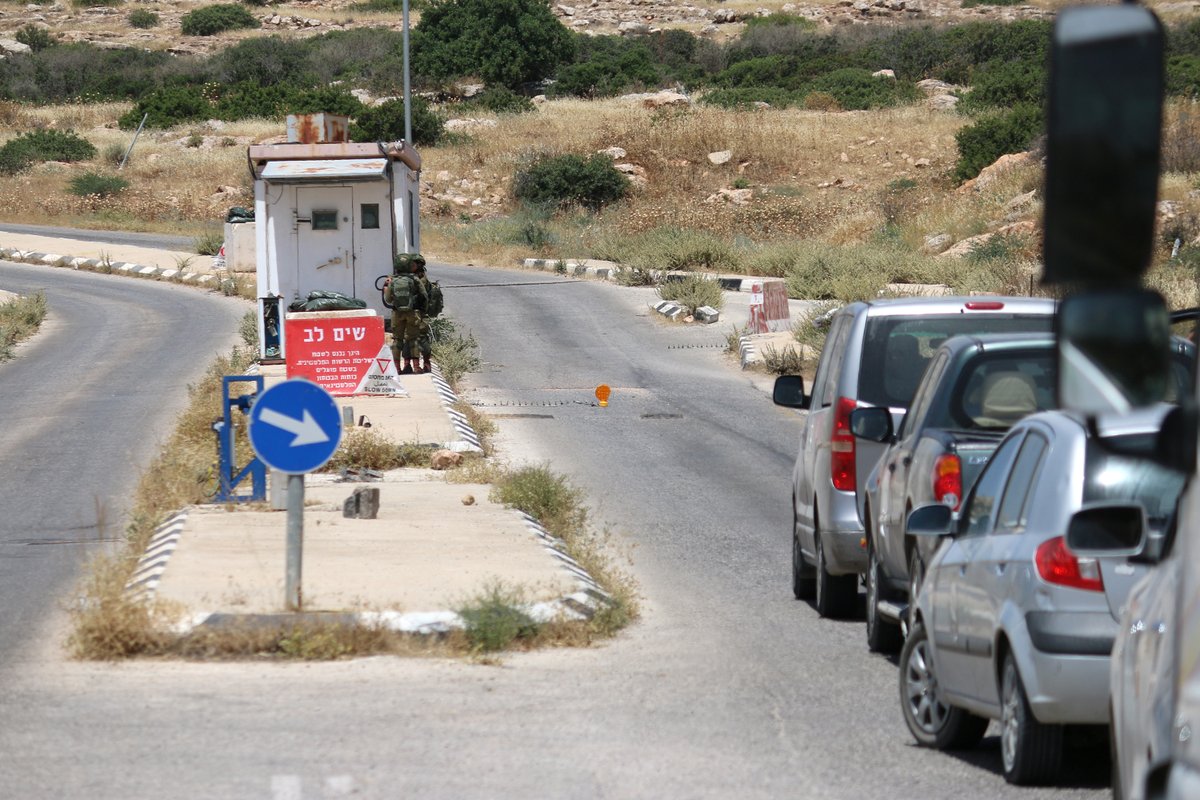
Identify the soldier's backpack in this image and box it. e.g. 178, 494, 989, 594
387, 274, 422, 311
425, 281, 444, 317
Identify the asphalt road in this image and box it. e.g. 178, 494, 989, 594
0, 261, 248, 669
0, 258, 1107, 799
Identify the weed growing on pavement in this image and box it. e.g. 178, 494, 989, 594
454, 400, 496, 456
656, 274, 724, 315
458, 581, 541, 653
194, 232, 223, 256
724, 324, 746, 354
760, 343, 804, 375
791, 301, 838, 367
0, 290, 46, 361
322, 428, 407, 472
431, 326, 482, 387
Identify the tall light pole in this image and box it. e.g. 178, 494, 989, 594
403, 0, 412, 145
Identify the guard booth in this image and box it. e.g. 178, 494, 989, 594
247, 113, 421, 360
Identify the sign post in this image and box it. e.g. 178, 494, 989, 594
247, 379, 343, 610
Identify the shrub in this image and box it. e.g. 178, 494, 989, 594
210, 35, 312, 87
430, 328, 481, 385
465, 86, 534, 114
657, 274, 725, 315
128, 8, 159, 27
953, 103, 1043, 183
0, 148, 32, 176
804, 68, 919, 111
194, 232, 224, 255
700, 87, 797, 109
0, 43, 178, 105
2, 129, 96, 164
102, 142, 126, 167
760, 344, 805, 375
119, 85, 213, 129
15, 24, 55, 53
411, 0, 576, 89
512, 154, 629, 211
68, 172, 130, 198
744, 13, 817, 31
549, 36, 660, 98
458, 581, 540, 653
349, 97, 444, 147
1167, 54, 1200, 99
180, 4, 259, 36
74, 0, 123, 6
803, 90, 841, 111
957, 58, 1045, 114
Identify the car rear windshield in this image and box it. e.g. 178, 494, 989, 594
859, 315, 1053, 409
940, 352, 1056, 431
1084, 436, 1186, 531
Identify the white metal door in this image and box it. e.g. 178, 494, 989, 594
296, 187, 355, 300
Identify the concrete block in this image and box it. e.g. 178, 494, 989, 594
695, 305, 720, 324
342, 487, 380, 519
159, 269, 179, 280
138, 265, 159, 276
652, 300, 686, 320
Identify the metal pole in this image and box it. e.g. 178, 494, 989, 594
118, 113, 148, 170
402, 0, 412, 145
285, 473, 304, 610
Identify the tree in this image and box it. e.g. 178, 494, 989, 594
411, 0, 575, 89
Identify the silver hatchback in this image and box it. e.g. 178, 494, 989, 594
898, 407, 1185, 785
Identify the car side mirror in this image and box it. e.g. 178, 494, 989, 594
1058, 289, 1173, 414
849, 406, 893, 442
1065, 503, 1147, 558
773, 375, 809, 410
906, 504, 953, 538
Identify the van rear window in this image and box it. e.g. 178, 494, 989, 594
859, 315, 1052, 409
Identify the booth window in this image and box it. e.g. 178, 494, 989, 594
361, 204, 380, 229
312, 209, 338, 230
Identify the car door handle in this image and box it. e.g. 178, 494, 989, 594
902, 457, 912, 466
887, 463, 896, 473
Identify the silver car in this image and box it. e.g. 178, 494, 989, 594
899, 407, 1185, 785
772, 297, 1056, 618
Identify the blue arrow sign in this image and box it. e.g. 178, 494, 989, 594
248, 379, 343, 474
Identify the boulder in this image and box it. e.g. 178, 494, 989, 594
927, 94, 959, 111
618, 20, 650, 35
957, 151, 1033, 194
921, 233, 952, 254
0, 39, 32, 56
708, 149, 733, 165
598, 146, 627, 160
431, 450, 464, 470
872, 69, 896, 79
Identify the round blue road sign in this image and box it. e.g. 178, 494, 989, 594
248, 379, 343, 474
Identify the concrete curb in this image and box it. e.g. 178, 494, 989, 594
0, 245, 220, 289
124, 506, 612, 636
429, 364, 485, 453
738, 335, 760, 370
522, 257, 772, 294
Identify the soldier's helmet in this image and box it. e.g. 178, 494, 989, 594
392, 252, 427, 274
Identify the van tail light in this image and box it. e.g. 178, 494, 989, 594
964, 301, 1005, 311
831, 396, 857, 492
1035, 536, 1104, 592
932, 454, 962, 511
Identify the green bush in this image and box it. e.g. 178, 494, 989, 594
1168, 54, 1200, 99
73, 0, 123, 7
957, 58, 1045, 114
657, 274, 725, 315
462, 86, 534, 114
458, 582, 540, 653
411, 0, 576, 89
512, 154, 629, 211
744, 13, 817, 31
15, 24, 55, 52
804, 68, 919, 110
210, 35, 312, 87
349, 98, 444, 147
700, 87, 798, 109
1, 130, 97, 168
953, 103, 1043, 183
0, 44, 177, 105
180, 4, 259, 36
128, 8, 159, 27
68, 172, 130, 198
0, 149, 33, 176
119, 86, 213, 129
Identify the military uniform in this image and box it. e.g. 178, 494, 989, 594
389, 253, 430, 374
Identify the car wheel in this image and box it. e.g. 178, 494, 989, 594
999, 652, 1063, 785
899, 621, 989, 750
866, 534, 902, 653
907, 546, 925, 632
814, 532, 857, 619
792, 530, 815, 600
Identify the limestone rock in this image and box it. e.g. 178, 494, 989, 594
708, 149, 733, 165
0, 39, 32, 56
957, 151, 1032, 194
598, 146, 627, 160
872, 69, 896, 79
922, 233, 952, 254
431, 450, 464, 470
927, 94, 959, 111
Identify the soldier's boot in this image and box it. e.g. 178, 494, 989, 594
401, 358, 414, 375
419, 354, 431, 374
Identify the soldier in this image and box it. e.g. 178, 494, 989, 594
412, 262, 437, 374
387, 252, 428, 375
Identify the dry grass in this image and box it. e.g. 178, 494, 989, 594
0, 290, 47, 360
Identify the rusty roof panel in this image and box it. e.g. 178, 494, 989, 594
261, 158, 388, 183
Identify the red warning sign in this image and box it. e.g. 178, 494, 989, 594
285, 315, 408, 396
